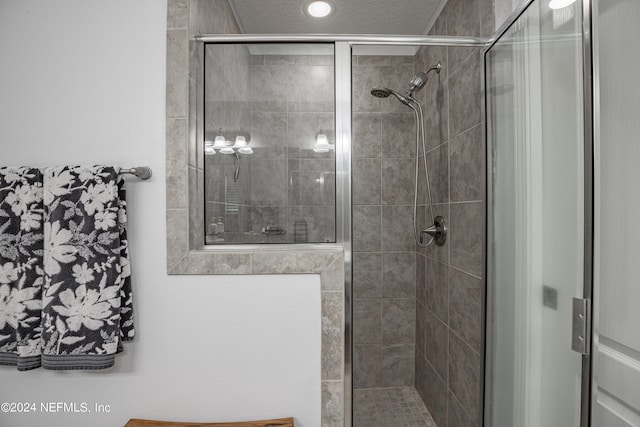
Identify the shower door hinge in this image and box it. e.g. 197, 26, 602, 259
571, 298, 591, 356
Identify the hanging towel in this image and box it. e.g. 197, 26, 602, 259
41, 166, 134, 370
116, 175, 134, 343
0, 167, 44, 371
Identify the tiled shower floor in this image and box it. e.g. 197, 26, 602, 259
353, 386, 437, 427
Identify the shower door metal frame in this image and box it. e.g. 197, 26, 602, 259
482, 0, 595, 426
193, 34, 487, 427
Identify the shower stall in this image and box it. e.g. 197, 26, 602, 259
349, 42, 485, 426
198, 34, 487, 426
196, 0, 597, 423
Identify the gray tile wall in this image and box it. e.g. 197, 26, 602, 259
352, 55, 417, 390
413, 0, 492, 426
251, 55, 335, 242
204, 52, 336, 243
249, 55, 335, 243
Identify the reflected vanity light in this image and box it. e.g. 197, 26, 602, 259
219, 143, 235, 154
231, 135, 254, 154
209, 133, 253, 155
204, 140, 216, 155
313, 133, 334, 153
233, 135, 248, 149
212, 135, 227, 149
549, 0, 576, 9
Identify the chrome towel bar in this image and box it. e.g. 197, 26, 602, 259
118, 166, 152, 180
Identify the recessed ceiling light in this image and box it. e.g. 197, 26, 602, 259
304, 1, 335, 19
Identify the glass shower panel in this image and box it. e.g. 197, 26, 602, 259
485, 0, 585, 426
203, 43, 336, 244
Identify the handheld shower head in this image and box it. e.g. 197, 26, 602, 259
370, 86, 411, 106
370, 87, 392, 98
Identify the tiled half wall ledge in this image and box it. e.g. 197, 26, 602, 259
165, 241, 346, 426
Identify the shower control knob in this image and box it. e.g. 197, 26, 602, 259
422, 215, 447, 246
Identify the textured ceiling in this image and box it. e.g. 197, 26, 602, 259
228, 0, 447, 35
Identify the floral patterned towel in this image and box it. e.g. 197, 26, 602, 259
0, 167, 44, 371
41, 166, 133, 370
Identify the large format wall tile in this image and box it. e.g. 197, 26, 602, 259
167, 0, 188, 29
195, 0, 239, 34
356, 55, 414, 67
416, 354, 448, 427
250, 111, 287, 148
426, 14, 448, 76
166, 30, 188, 118
382, 205, 414, 252
449, 333, 482, 425
249, 158, 288, 205
250, 64, 289, 112
448, 53, 482, 138
353, 66, 382, 112
450, 201, 483, 277
290, 65, 334, 103
166, 118, 188, 209
352, 113, 382, 158
450, 124, 484, 202
264, 54, 333, 66
417, 154, 429, 206
353, 298, 382, 344
426, 142, 450, 204
423, 77, 449, 151
382, 299, 415, 345
354, 344, 382, 388
290, 170, 335, 205
480, 0, 495, 38
381, 112, 416, 158
382, 158, 414, 205
382, 252, 416, 298
444, 0, 480, 75
167, 209, 188, 269
288, 112, 334, 149
382, 344, 415, 387
353, 252, 382, 298
353, 158, 381, 205
322, 291, 344, 381
425, 257, 449, 322
416, 253, 426, 305
449, 267, 483, 352
424, 308, 449, 381
448, 390, 473, 427
416, 301, 426, 356
322, 380, 344, 427
380, 66, 415, 113
353, 205, 381, 252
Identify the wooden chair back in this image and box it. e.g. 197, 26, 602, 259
124, 417, 294, 427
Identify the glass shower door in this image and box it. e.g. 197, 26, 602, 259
484, 0, 588, 426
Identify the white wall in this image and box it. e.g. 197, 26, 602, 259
0, 2, 322, 426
